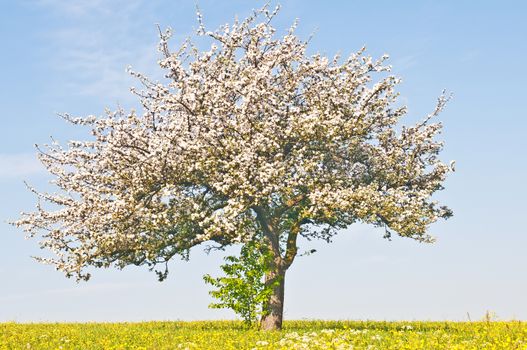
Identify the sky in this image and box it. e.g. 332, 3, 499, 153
1, 0, 526, 322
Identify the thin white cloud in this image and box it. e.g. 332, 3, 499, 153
33, 0, 110, 17
358, 254, 390, 264
0, 153, 44, 179
459, 49, 479, 63
33, 0, 165, 105
393, 54, 419, 71
0, 282, 135, 303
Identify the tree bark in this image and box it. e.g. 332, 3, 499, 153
253, 205, 298, 331
260, 264, 286, 331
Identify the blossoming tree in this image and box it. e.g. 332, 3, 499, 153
15, 5, 453, 330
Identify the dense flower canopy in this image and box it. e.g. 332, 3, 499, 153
15, 5, 453, 281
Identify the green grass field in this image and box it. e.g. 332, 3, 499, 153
2, 320, 526, 349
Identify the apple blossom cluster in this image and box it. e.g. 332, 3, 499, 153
15, 5, 453, 281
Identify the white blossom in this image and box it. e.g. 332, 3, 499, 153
14, 5, 452, 282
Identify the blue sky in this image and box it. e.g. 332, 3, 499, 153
1, 0, 526, 322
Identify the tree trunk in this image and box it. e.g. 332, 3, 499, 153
260, 265, 286, 330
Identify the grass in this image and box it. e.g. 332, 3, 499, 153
1, 320, 526, 349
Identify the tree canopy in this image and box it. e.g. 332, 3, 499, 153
15, 5, 453, 330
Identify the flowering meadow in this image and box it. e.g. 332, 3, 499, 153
1, 320, 526, 349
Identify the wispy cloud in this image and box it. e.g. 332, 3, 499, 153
459, 49, 479, 63
0, 282, 135, 303
393, 53, 420, 72
357, 254, 390, 264
33, 0, 165, 105
0, 153, 44, 179
33, 0, 112, 17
